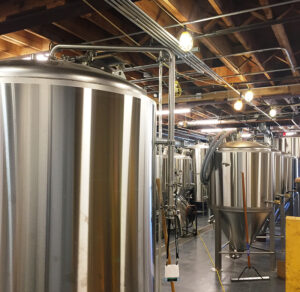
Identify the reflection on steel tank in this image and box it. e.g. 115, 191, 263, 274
0, 60, 156, 292
210, 141, 273, 252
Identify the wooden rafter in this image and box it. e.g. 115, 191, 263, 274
208, 0, 273, 83
259, 0, 300, 77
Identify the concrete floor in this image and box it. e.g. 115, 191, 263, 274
160, 216, 285, 292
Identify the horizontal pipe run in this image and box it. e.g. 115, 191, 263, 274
194, 15, 300, 40
83, 0, 300, 45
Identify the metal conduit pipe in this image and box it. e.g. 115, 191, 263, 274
83, 0, 300, 45
127, 47, 295, 77
49, 44, 176, 207
105, 1, 283, 131
194, 14, 300, 40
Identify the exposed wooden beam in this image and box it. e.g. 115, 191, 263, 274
0, 1, 91, 35
208, 0, 273, 83
0, 0, 65, 22
0, 31, 50, 52
138, 0, 248, 82
259, 0, 300, 77
161, 83, 300, 104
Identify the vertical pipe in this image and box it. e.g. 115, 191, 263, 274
215, 209, 222, 271
280, 197, 285, 250
156, 53, 163, 292
167, 52, 176, 207
269, 209, 276, 271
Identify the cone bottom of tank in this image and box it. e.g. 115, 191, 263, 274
218, 207, 271, 252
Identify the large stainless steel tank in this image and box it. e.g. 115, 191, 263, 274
210, 141, 272, 251
282, 153, 293, 193
190, 144, 208, 202
0, 60, 156, 292
271, 149, 282, 197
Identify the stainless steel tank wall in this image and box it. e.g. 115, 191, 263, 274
191, 146, 207, 202
272, 150, 283, 196
280, 137, 300, 157
211, 150, 272, 208
210, 141, 273, 251
0, 61, 156, 292
156, 151, 193, 197
282, 154, 293, 193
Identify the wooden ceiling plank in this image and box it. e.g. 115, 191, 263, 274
0, 31, 50, 51
259, 0, 300, 77
0, 0, 65, 22
139, 0, 248, 82
208, 0, 273, 83
0, 1, 91, 35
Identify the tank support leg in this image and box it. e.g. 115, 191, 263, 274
215, 209, 222, 271
269, 209, 276, 271
280, 197, 285, 250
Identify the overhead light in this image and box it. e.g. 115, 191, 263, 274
233, 99, 243, 111
179, 27, 193, 52
269, 108, 277, 118
200, 128, 236, 133
244, 90, 254, 102
157, 108, 191, 115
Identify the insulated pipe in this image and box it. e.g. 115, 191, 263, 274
50, 44, 176, 207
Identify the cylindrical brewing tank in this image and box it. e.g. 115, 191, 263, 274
190, 144, 208, 202
271, 149, 282, 197
210, 141, 272, 251
156, 150, 192, 199
280, 137, 300, 157
0, 60, 156, 292
174, 151, 193, 193
282, 153, 293, 193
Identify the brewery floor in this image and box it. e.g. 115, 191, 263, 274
160, 215, 285, 292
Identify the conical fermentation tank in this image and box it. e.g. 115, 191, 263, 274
0, 60, 156, 292
210, 141, 273, 252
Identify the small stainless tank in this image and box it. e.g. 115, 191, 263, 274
0, 60, 156, 292
210, 141, 272, 251
190, 144, 208, 202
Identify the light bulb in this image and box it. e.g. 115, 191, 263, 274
234, 99, 243, 111
179, 30, 193, 52
244, 90, 253, 102
269, 108, 277, 117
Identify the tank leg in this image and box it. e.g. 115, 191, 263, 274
269, 209, 276, 271
280, 197, 285, 250
215, 209, 222, 271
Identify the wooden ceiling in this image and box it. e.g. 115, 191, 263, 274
0, 0, 300, 135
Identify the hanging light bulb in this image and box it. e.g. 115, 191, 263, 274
234, 99, 243, 111
179, 27, 193, 52
269, 108, 277, 117
244, 90, 254, 102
